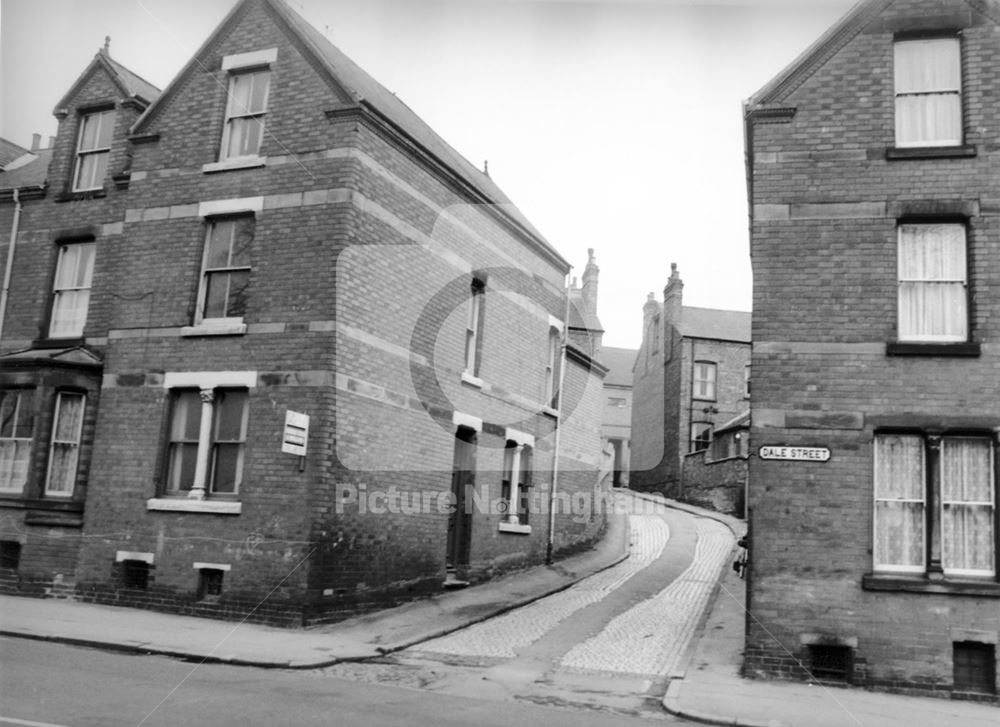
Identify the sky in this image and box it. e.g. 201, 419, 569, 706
0, 0, 857, 349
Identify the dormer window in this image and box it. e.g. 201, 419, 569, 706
73, 109, 114, 191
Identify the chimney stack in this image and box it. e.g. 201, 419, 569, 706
31, 133, 41, 151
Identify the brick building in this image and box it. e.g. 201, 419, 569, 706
630, 263, 750, 516
745, 0, 1000, 698
599, 346, 636, 488
0, 0, 607, 624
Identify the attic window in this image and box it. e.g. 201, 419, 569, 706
73, 109, 114, 191
217, 49, 277, 165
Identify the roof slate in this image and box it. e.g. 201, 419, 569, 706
0, 138, 29, 168
600, 346, 637, 388
680, 306, 751, 343
0, 149, 52, 190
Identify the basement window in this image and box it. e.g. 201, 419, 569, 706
121, 560, 150, 590
198, 568, 225, 600
954, 642, 996, 695
0, 541, 21, 571
808, 645, 853, 682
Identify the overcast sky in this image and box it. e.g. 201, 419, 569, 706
1, 0, 856, 349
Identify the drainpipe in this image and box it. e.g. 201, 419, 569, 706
547, 267, 573, 565
0, 188, 22, 346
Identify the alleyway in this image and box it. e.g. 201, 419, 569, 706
317, 492, 735, 717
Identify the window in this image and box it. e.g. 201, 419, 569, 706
0, 390, 34, 493
693, 362, 717, 401
49, 242, 96, 338
710, 429, 747, 461
165, 388, 248, 498
874, 434, 995, 577
198, 568, 225, 600
464, 278, 485, 377
501, 441, 532, 526
73, 109, 114, 191
808, 645, 853, 683
954, 642, 996, 695
221, 69, 270, 161
44, 393, 85, 496
894, 37, 962, 148
744, 364, 751, 398
898, 223, 967, 342
120, 560, 150, 590
0, 541, 21, 571
545, 327, 561, 409
690, 422, 712, 453
196, 217, 253, 324
608, 397, 627, 408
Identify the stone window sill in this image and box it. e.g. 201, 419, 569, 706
886, 145, 976, 160
146, 498, 242, 515
181, 321, 247, 337
202, 157, 267, 174
461, 372, 484, 389
498, 521, 531, 535
886, 341, 980, 357
862, 573, 1000, 597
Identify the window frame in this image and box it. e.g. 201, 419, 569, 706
893, 35, 963, 149
194, 215, 254, 326
692, 361, 717, 401
690, 421, 713, 454
162, 387, 250, 499
43, 391, 86, 497
219, 67, 271, 163
48, 241, 96, 339
896, 221, 969, 344
72, 108, 115, 192
0, 389, 35, 494
464, 278, 486, 378
873, 431, 997, 580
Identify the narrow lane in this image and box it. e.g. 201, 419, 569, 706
321, 492, 735, 717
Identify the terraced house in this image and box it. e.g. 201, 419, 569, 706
0, 0, 607, 625
745, 0, 1000, 699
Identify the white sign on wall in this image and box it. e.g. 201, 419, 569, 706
282, 410, 309, 456
758, 445, 830, 462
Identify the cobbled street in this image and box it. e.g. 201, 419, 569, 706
312, 493, 735, 718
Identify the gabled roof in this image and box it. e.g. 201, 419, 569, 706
680, 306, 751, 343
0, 345, 103, 368
600, 346, 637, 388
54, 47, 160, 113
132, 0, 561, 264
748, 0, 1000, 109
0, 149, 52, 191
747, 0, 889, 109
0, 138, 29, 168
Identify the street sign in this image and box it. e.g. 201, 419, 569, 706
758, 445, 830, 462
282, 410, 309, 456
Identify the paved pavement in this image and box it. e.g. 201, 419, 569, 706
1, 489, 997, 726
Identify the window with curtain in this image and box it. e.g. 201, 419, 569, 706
45, 393, 85, 496
73, 109, 114, 191
897, 223, 967, 342
49, 242, 96, 339
894, 37, 962, 147
220, 69, 270, 160
690, 422, 713, 453
0, 390, 34, 493
874, 433, 995, 577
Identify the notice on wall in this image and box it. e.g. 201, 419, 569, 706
758, 445, 830, 462
282, 410, 309, 456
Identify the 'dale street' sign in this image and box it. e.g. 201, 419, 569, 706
758, 445, 831, 462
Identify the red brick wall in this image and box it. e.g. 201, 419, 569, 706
747, 0, 1000, 695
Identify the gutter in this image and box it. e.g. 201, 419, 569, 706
0, 188, 22, 345
547, 267, 573, 564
